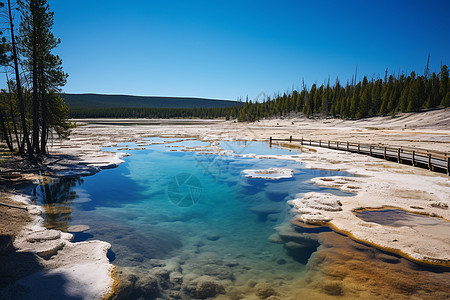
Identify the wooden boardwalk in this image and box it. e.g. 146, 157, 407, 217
269, 136, 450, 176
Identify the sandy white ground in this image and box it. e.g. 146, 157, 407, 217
2, 108, 449, 298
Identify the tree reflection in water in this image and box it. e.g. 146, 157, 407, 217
33, 177, 83, 231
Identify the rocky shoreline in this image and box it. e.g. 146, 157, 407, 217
0, 154, 128, 299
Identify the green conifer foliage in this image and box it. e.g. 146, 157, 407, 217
440, 65, 449, 105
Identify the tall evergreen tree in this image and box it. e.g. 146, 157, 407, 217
398, 79, 410, 112
407, 76, 425, 112
440, 65, 449, 106
358, 84, 371, 118
18, 0, 69, 154
5, 0, 33, 155
371, 79, 382, 115
349, 83, 361, 118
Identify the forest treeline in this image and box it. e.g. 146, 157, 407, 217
70, 106, 241, 120
0, 0, 70, 157
69, 64, 450, 122
236, 64, 449, 122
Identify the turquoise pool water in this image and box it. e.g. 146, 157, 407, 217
218, 140, 299, 155
35, 139, 353, 298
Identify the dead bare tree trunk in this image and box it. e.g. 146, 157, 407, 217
7, 0, 32, 156
0, 106, 14, 151
6, 79, 22, 152
40, 89, 47, 153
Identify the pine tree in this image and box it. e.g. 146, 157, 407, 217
371, 79, 382, 115
313, 85, 323, 112
379, 76, 393, 115
431, 73, 441, 107
398, 81, 410, 112
407, 76, 425, 112
442, 92, 450, 107
18, 0, 70, 154
349, 83, 361, 118
358, 84, 371, 118
387, 75, 401, 112
303, 84, 315, 116
440, 65, 449, 106
0, 3, 10, 65
4, 0, 33, 155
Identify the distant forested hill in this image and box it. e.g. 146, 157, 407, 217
62, 93, 239, 109
62, 93, 241, 119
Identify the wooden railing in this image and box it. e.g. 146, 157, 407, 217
269, 136, 450, 175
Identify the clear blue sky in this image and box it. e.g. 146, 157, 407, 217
11, 0, 450, 100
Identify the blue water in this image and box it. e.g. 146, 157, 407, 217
356, 209, 450, 229
219, 140, 300, 155
36, 139, 353, 291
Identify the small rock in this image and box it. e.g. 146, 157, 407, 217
206, 235, 220, 241
170, 272, 183, 285
195, 241, 205, 247
376, 253, 401, 264
430, 202, 448, 209
409, 205, 424, 210
225, 261, 239, 267
322, 282, 343, 296
151, 267, 171, 281
60, 232, 74, 242
67, 225, 90, 232
284, 241, 306, 250
300, 213, 332, 224
26, 230, 60, 243
267, 214, 280, 222
112, 271, 161, 300
136, 275, 161, 298
293, 192, 343, 212
255, 283, 278, 299
267, 234, 283, 244
32, 240, 65, 259
184, 276, 225, 299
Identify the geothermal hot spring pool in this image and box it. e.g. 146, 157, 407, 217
34, 138, 450, 299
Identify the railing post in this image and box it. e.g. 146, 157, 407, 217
296, 137, 445, 175
447, 156, 449, 176
269, 137, 272, 144
289, 136, 292, 143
